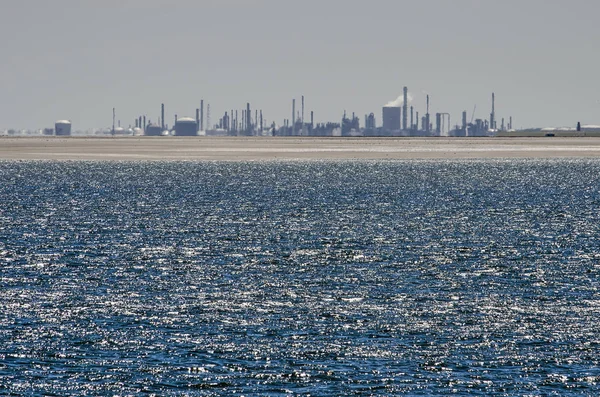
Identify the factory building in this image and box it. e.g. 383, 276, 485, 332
174, 117, 198, 136
341, 112, 360, 136
55, 120, 72, 136
365, 113, 376, 130
382, 107, 401, 132
145, 124, 163, 136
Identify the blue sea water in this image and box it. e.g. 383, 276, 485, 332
2, 159, 600, 396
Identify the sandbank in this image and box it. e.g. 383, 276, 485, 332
2, 136, 600, 161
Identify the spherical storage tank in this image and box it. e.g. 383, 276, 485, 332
55, 120, 72, 136
175, 117, 198, 136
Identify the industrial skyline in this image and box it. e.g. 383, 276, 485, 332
8, 85, 600, 137
24, 87, 598, 138
1, 1, 599, 130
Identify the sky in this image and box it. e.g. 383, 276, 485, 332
1, 0, 599, 130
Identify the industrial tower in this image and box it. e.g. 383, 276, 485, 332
402, 86, 408, 130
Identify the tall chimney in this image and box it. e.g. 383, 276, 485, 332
490, 92, 495, 130
200, 100, 204, 131
246, 103, 251, 135
301, 95, 305, 126
402, 86, 408, 130
196, 108, 200, 132
206, 104, 210, 131
426, 95, 430, 133
410, 106, 414, 130
292, 99, 296, 135
161, 103, 165, 130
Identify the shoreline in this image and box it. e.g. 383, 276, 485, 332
3, 136, 600, 160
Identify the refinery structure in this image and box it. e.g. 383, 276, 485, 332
5, 87, 598, 137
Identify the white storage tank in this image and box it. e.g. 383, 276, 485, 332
175, 117, 198, 136
55, 120, 72, 136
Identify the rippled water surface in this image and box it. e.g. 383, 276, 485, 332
2, 160, 600, 396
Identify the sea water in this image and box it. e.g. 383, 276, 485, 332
1, 159, 600, 396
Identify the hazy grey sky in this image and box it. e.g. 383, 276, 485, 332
1, 0, 598, 130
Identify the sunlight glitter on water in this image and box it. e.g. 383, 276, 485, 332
1, 159, 600, 395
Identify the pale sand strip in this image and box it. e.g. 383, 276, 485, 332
2, 136, 600, 160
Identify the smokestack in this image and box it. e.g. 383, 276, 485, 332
246, 103, 251, 135
462, 111, 467, 130
292, 99, 296, 135
200, 100, 204, 131
490, 92, 495, 130
143, 116, 146, 132
416, 111, 419, 131
161, 103, 165, 130
426, 95, 430, 133
174, 114, 177, 127
302, 95, 305, 126
311, 111, 314, 130
260, 110, 263, 131
207, 104, 210, 131
410, 106, 414, 130
196, 108, 200, 132
402, 86, 408, 130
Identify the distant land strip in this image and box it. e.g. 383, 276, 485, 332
3, 136, 600, 161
